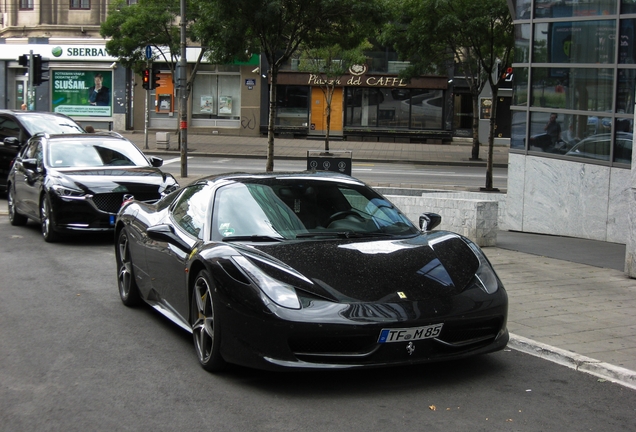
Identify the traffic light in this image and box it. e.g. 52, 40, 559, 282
142, 68, 150, 90
502, 67, 513, 81
151, 67, 160, 89
18, 55, 29, 67
32, 54, 46, 86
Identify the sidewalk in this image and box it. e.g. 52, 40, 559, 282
4, 131, 636, 389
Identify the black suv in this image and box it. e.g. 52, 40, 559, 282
0, 110, 85, 192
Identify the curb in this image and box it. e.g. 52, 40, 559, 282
508, 334, 636, 391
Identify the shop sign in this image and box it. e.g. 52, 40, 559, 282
51, 70, 113, 117
307, 74, 407, 88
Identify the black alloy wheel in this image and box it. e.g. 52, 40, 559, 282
40, 194, 59, 243
191, 270, 225, 372
8, 185, 28, 226
116, 229, 141, 307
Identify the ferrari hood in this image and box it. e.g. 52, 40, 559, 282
53, 167, 173, 194
243, 232, 481, 303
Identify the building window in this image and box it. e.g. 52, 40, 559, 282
192, 72, 241, 120
70, 0, 91, 10
275, 86, 309, 127
19, 0, 34, 10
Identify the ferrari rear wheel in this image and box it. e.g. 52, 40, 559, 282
40, 194, 59, 243
191, 270, 225, 372
8, 185, 28, 226
116, 229, 141, 307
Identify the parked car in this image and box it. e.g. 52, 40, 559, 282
0, 110, 85, 192
565, 132, 633, 164
115, 171, 509, 372
7, 132, 179, 242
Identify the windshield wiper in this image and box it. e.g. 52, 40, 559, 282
222, 235, 284, 242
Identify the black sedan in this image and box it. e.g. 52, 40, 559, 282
115, 172, 509, 372
7, 132, 179, 242
0, 110, 85, 192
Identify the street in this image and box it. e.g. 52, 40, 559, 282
1, 218, 635, 432
158, 156, 509, 190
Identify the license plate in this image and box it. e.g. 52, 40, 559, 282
378, 324, 443, 343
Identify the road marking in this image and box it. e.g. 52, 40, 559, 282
162, 157, 192, 165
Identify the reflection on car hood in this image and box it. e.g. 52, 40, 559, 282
54, 167, 171, 194
243, 231, 480, 303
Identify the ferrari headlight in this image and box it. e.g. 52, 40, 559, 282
467, 242, 499, 294
51, 184, 86, 199
232, 256, 301, 309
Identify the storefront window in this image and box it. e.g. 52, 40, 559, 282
533, 20, 616, 64
275, 85, 309, 127
621, 0, 636, 14
619, 19, 636, 64
192, 70, 241, 120
534, 0, 616, 18
344, 88, 442, 129
614, 119, 633, 164
531, 67, 614, 112
514, 24, 531, 63
616, 69, 636, 113
513, 67, 529, 106
511, 111, 527, 150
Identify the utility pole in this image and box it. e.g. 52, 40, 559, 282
179, 0, 188, 178
28, 50, 34, 110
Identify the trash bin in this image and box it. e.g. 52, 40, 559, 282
306, 150, 352, 176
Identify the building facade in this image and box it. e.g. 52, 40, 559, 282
0, 1, 263, 137
509, 0, 634, 247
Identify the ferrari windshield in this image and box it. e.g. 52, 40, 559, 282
47, 138, 150, 168
211, 179, 418, 241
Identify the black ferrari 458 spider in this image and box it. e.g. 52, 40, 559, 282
115, 171, 508, 372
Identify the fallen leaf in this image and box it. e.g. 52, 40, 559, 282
429, 405, 436, 411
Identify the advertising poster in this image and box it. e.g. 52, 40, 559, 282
219, 96, 233, 115
200, 96, 214, 113
51, 70, 112, 117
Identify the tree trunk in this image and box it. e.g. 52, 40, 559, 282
266, 68, 278, 172
471, 95, 480, 160
484, 87, 499, 191
324, 86, 333, 153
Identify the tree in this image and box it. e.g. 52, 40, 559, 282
383, 0, 514, 190
191, 0, 387, 172
101, 0, 208, 156
296, 42, 371, 153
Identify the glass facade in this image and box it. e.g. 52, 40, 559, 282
512, 0, 633, 167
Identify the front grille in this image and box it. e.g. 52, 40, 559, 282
289, 335, 377, 356
91, 192, 160, 213
435, 317, 503, 347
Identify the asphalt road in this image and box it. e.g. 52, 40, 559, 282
1, 218, 635, 432
159, 156, 509, 190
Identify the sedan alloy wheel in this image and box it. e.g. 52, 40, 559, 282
8, 186, 28, 226
40, 195, 59, 243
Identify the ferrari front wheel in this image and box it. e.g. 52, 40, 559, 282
116, 229, 141, 307
191, 270, 225, 372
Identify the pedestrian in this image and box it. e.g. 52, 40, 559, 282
85, 125, 95, 133
544, 113, 561, 145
